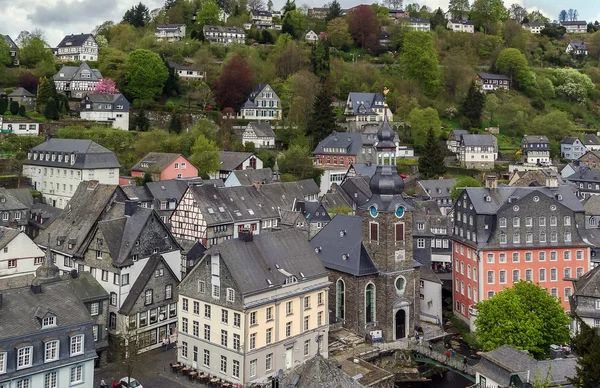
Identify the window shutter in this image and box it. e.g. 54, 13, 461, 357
98, 300, 103, 315
370, 223, 378, 241
396, 223, 404, 241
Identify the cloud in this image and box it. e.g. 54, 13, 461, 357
27, 0, 120, 28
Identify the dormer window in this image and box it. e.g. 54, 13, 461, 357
42, 315, 56, 328
284, 275, 298, 285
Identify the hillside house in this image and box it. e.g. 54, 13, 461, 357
343, 92, 392, 126
211, 151, 264, 181
155, 24, 186, 41
396, 17, 431, 31
447, 19, 474, 33
521, 135, 551, 165
566, 41, 588, 56
168, 61, 204, 80
80, 93, 130, 130
54, 62, 103, 98
241, 122, 275, 149
238, 84, 281, 120
522, 22, 545, 34
131, 152, 198, 181
582, 134, 600, 151
55, 33, 98, 62
457, 134, 498, 169
8, 87, 35, 110
305, 30, 319, 42
560, 20, 587, 33
203, 25, 246, 45
561, 137, 586, 160
476, 72, 510, 91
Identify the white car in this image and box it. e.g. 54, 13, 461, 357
119, 377, 143, 388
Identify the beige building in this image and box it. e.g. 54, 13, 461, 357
177, 229, 330, 386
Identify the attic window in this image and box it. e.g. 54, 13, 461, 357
284, 275, 298, 285
218, 207, 225, 212
342, 254, 348, 260
135, 240, 140, 246
339, 230, 346, 237
485, 196, 491, 202
42, 315, 56, 328
208, 208, 214, 214
533, 196, 540, 202
557, 194, 563, 200
0, 197, 5, 203
248, 209, 254, 215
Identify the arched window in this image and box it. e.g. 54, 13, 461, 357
395, 276, 406, 296
365, 283, 376, 324
336, 279, 345, 320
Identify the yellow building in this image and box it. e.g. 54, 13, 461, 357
177, 229, 330, 386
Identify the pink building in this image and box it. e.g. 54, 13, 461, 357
131, 152, 198, 181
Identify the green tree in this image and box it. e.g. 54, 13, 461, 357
461, 81, 486, 128
307, 87, 337, 145
326, 18, 352, 49
552, 69, 594, 103
18, 36, 54, 68
125, 49, 169, 100
450, 176, 482, 200
162, 58, 181, 97
430, 8, 446, 30
400, 31, 442, 97
529, 111, 575, 142
408, 107, 442, 148
470, 0, 509, 34
282, 9, 306, 39
418, 128, 446, 179
43, 97, 59, 120
0, 35, 11, 66
196, 0, 221, 29
484, 93, 500, 124
267, 0, 273, 11
35, 76, 56, 113
122, 2, 150, 27
133, 109, 150, 131
190, 134, 220, 178
475, 281, 570, 359
569, 316, 600, 388
169, 114, 183, 134
9, 101, 19, 115
278, 143, 323, 184
495, 48, 533, 90
0, 99, 7, 115
326, 0, 343, 21
311, 38, 330, 80
18, 105, 26, 116
448, 0, 470, 20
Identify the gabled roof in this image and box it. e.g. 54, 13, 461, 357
30, 203, 62, 230
2, 34, 17, 50
561, 136, 580, 145
314, 131, 363, 156
522, 135, 549, 144
477, 72, 510, 81
449, 19, 473, 25
460, 133, 497, 147
248, 83, 277, 102
246, 122, 275, 138
202, 229, 328, 296
418, 179, 456, 199
9, 188, 33, 208
349, 163, 378, 178
145, 180, 189, 202
8, 87, 35, 98
56, 33, 95, 48
319, 191, 352, 211
0, 187, 29, 212
27, 139, 120, 169
218, 151, 257, 171
565, 166, 600, 183
340, 176, 372, 207
54, 62, 102, 82
346, 92, 385, 115
568, 41, 588, 50
229, 168, 273, 186
398, 17, 430, 23
560, 20, 587, 25
584, 194, 600, 215
119, 254, 179, 314
65, 271, 109, 303
0, 227, 22, 250
523, 22, 545, 27
479, 344, 537, 373
295, 201, 330, 222
168, 61, 199, 71
155, 24, 185, 30
582, 134, 600, 146
310, 214, 378, 276
131, 152, 185, 173
86, 93, 125, 104
572, 265, 600, 297
251, 9, 272, 17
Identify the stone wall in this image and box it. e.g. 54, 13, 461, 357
144, 111, 213, 131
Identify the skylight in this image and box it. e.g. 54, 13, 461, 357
207, 208, 214, 214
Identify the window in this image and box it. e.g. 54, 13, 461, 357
70, 335, 84, 356
550, 216, 557, 226
487, 270, 494, 284
304, 339, 310, 356
551, 288, 558, 298
304, 296, 311, 310
512, 252, 520, 263
525, 252, 532, 262
17, 347, 32, 369
233, 334, 240, 350
182, 318, 188, 333
212, 285, 220, 299
286, 301, 293, 315
286, 322, 292, 337
220, 355, 227, 373
44, 371, 57, 388
203, 349, 210, 366
318, 292, 324, 306
499, 217, 506, 227
417, 238, 425, 248
222, 309, 229, 324
365, 283, 376, 323
539, 268, 546, 282
525, 217, 532, 227
564, 251, 571, 261
370, 222, 379, 241
250, 311, 257, 326
513, 233, 520, 244
250, 359, 257, 377
178, 341, 187, 359
565, 288, 572, 299
512, 270, 520, 282
204, 324, 211, 341
304, 316, 310, 331
233, 360, 240, 378
539, 252, 546, 261
144, 289, 153, 305
499, 270, 506, 284
70, 365, 83, 384
226, 288, 235, 302
234, 313, 240, 328
513, 217, 520, 227
265, 327, 273, 344
205, 305, 211, 318
0, 352, 5, 374
165, 284, 172, 299
565, 267, 572, 279
193, 301, 200, 315
565, 232, 572, 242
45, 340, 59, 362
526, 269, 533, 282
250, 333, 256, 350
577, 267, 584, 278
577, 250, 584, 261
486, 253, 494, 264
550, 251, 557, 261
564, 216, 571, 226
551, 268, 557, 281
121, 274, 129, 285
539, 217, 546, 227
198, 281, 206, 293
193, 321, 199, 337
42, 315, 56, 328
182, 298, 188, 312
499, 253, 506, 263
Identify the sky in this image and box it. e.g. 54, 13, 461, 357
0, 0, 596, 47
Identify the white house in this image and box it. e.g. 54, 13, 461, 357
250, 9, 275, 28
420, 268, 443, 325
55, 33, 98, 62
561, 136, 587, 160
344, 92, 392, 125
447, 19, 474, 33
0, 227, 45, 279
475, 72, 510, 91
54, 62, 103, 99
238, 84, 281, 121
305, 30, 319, 42
560, 20, 587, 33
212, 152, 265, 181
522, 22, 545, 34
457, 133, 498, 169
582, 134, 600, 151
521, 135, 551, 165
446, 129, 468, 153
23, 139, 121, 208
241, 122, 276, 149
203, 25, 246, 45
155, 24, 186, 41
396, 17, 431, 32
566, 41, 588, 56
0, 117, 40, 136
79, 93, 130, 130
168, 61, 205, 80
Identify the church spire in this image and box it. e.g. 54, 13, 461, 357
32, 234, 61, 286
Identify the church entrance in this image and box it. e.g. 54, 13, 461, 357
395, 309, 406, 339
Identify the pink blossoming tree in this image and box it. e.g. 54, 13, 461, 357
92, 78, 120, 94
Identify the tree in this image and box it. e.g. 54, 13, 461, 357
196, 0, 221, 29
400, 31, 442, 97
552, 69, 594, 103
279, 144, 323, 184
540, 24, 566, 39
527, 10, 548, 23
383, 0, 403, 11
109, 319, 154, 388
326, 0, 344, 21
448, 0, 470, 20
484, 93, 500, 124
169, 114, 183, 134
569, 317, 600, 388
442, 48, 477, 96
418, 128, 446, 179
430, 8, 446, 30
0, 99, 7, 115
475, 281, 570, 359
450, 177, 482, 200
133, 109, 150, 131
43, 97, 59, 120
509, 4, 527, 23
347, 5, 379, 51
189, 82, 215, 109
267, 0, 273, 11
123, 2, 150, 27
248, 0, 265, 10
408, 107, 442, 148
124, 49, 169, 100
213, 55, 254, 111
0, 35, 11, 67
35, 76, 56, 113
588, 31, 600, 58
18, 105, 26, 116
311, 38, 330, 80
567, 9, 579, 22
307, 87, 337, 145
190, 135, 220, 178
495, 48, 531, 89
529, 111, 575, 142
162, 59, 181, 97
558, 10, 568, 22
282, 9, 306, 39
471, 0, 509, 34
92, 78, 120, 94
18, 36, 54, 68
18, 72, 39, 94
9, 101, 19, 115
326, 18, 352, 49
461, 81, 486, 128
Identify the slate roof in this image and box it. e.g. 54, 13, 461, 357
584, 194, 600, 215
65, 271, 109, 303
314, 131, 364, 156
120, 254, 179, 314
168, 61, 199, 71
156, 24, 185, 30
131, 152, 183, 173
310, 214, 378, 276
568, 41, 588, 50
240, 99, 258, 109
282, 355, 364, 388
561, 136, 579, 145
251, 9, 272, 17
560, 20, 587, 25
418, 179, 456, 199
279, 209, 303, 226
582, 134, 600, 146
0, 280, 93, 339
523, 22, 545, 27
121, 184, 152, 202
460, 133, 497, 147
27, 139, 120, 169
2, 34, 17, 50
449, 19, 473, 25
349, 163, 378, 178
340, 176, 372, 207
319, 191, 352, 211
346, 92, 386, 115
54, 62, 102, 82
0, 227, 21, 250
0, 187, 28, 212
295, 201, 331, 222
477, 72, 510, 81
30, 202, 62, 230
8, 188, 33, 208
572, 265, 600, 297
218, 151, 255, 171
145, 180, 189, 202
565, 167, 600, 183
8, 87, 34, 98
57, 33, 94, 48
399, 17, 430, 23
229, 168, 273, 185
420, 266, 442, 284
522, 135, 550, 144
247, 122, 275, 138
255, 181, 309, 209
86, 93, 126, 104
202, 229, 329, 296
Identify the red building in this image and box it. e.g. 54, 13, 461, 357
313, 132, 363, 168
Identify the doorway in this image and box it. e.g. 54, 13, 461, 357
285, 347, 293, 369
395, 309, 406, 339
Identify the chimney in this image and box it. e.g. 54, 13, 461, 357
485, 173, 498, 190
124, 200, 137, 217
239, 229, 253, 242
252, 181, 261, 190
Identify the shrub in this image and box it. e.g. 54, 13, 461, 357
9, 101, 19, 115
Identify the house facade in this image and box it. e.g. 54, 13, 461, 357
241, 122, 276, 149
0, 227, 45, 279
313, 132, 363, 168
457, 133, 498, 169
80, 93, 130, 131
560, 20, 587, 33
0, 188, 30, 230
0, 117, 40, 136
155, 24, 186, 41
522, 22, 545, 34
452, 181, 591, 329
305, 30, 318, 42
344, 92, 392, 125
23, 139, 120, 209
570, 266, 600, 331
566, 41, 588, 56
131, 152, 198, 181
521, 135, 551, 165
476, 72, 510, 91
177, 229, 330, 386
2, 35, 18, 65
561, 137, 586, 160
564, 167, 600, 198
54, 62, 103, 99
7, 87, 35, 111
238, 84, 281, 121
415, 179, 457, 216
168, 62, 205, 80
396, 17, 431, 31
203, 26, 246, 45
447, 20, 474, 33
212, 152, 264, 181
447, 129, 468, 154
55, 33, 98, 62
581, 134, 600, 151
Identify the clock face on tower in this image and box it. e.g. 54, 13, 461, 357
369, 205, 378, 217
395, 206, 405, 218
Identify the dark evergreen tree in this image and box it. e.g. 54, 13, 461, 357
18, 105, 26, 116
162, 58, 181, 97
169, 113, 183, 134
430, 8, 446, 30
43, 97, 59, 120
9, 100, 19, 115
190, 30, 198, 40
56, 93, 69, 114
0, 99, 7, 115
306, 87, 337, 145
569, 316, 600, 388
311, 38, 330, 80
142, 171, 153, 184
418, 128, 446, 179
123, 2, 150, 28
134, 109, 150, 131
36, 76, 56, 113
326, 0, 343, 21
260, 29, 273, 44
461, 81, 485, 129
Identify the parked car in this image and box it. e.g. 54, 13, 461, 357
119, 377, 143, 388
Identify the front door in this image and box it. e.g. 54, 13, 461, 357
395, 309, 406, 339
285, 347, 293, 369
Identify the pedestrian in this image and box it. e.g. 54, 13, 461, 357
428, 343, 433, 356
415, 331, 419, 344
162, 337, 168, 352
100, 379, 107, 388
445, 349, 450, 361
451, 349, 455, 358
419, 335, 424, 346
